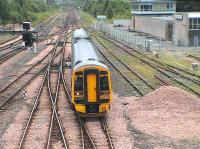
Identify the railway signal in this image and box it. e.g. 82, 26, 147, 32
22, 22, 36, 47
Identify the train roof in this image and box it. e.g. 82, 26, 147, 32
72, 29, 108, 70
72, 28, 89, 39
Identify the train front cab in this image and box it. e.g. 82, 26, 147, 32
72, 66, 112, 116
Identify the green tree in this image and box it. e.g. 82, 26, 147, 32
0, 0, 11, 24
76, 0, 131, 19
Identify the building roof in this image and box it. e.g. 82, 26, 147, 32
132, 0, 174, 2
188, 13, 200, 18
152, 16, 173, 21
131, 11, 175, 15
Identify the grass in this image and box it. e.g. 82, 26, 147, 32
80, 11, 96, 26
0, 35, 18, 45
31, 8, 60, 27
98, 37, 160, 87
148, 50, 200, 75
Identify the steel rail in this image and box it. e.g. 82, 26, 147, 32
89, 28, 200, 80
0, 39, 59, 93
154, 75, 171, 86
0, 48, 25, 65
96, 45, 144, 96
46, 38, 68, 149
95, 37, 156, 91
0, 39, 22, 52
0, 39, 63, 108
96, 34, 200, 96
18, 15, 70, 149
17, 34, 64, 149
100, 34, 200, 80
18, 65, 48, 149
188, 54, 200, 61
101, 118, 115, 149
80, 120, 97, 149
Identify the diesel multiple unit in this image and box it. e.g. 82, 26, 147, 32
71, 28, 112, 116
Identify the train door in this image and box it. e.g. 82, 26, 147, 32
87, 74, 97, 102
84, 69, 99, 113
85, 69, 99, 102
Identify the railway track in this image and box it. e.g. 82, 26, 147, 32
88, 28, 200, 79
0, 39, 22, 52
0, 37, 63, 113
46, 37, 68, 149
18, 34, 68, 149
94, 33, 200, 97
188, 54, 200, 61
155, 75, 171, 86
0, 13, 63, 64
99, 33, 200, 80
94, 37, 156, 96
0, 47, 25, 65
17, 8, 75, 147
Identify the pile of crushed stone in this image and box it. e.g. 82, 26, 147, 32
126, 86, 200, 140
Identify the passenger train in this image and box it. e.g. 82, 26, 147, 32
71, 28, 112, 116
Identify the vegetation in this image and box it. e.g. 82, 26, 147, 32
76, 0, 131, 19
176, 0, 200, 12
0, 0, 59, 25
80, 11, 96, 25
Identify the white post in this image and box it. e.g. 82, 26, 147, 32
22, 42, 25, 47
159, 37, 161, 51
33, 43, 38, 54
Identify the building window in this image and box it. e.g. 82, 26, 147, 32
132, 5, 139, 11
189, 18, 193, 29
193, 18, 198, 29
189, 18, 200, 30
167, 3, 173, 10
198, 18, 200, 29
140, 4, 152, 12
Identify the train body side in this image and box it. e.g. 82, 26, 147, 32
71, 28, 112, 116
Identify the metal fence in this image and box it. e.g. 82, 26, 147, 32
95, 22, 174, 51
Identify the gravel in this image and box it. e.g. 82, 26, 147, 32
107, 93, 137, 149
0, 40, 47, 88
125, 86, 200, 148
0, 76, 43, 148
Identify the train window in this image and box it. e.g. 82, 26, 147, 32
75, 76, 83, 91
100, 71, 108, 75
75, 61, 82, 65
75, 72, 83, 75
100, 76, 109, 91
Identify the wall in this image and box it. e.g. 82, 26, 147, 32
173, 13, 189, 46
113, 19, 131, 27
134, 15, 171, 40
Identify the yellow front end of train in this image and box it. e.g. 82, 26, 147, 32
71, 66, 112, 116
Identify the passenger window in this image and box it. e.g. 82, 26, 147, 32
75, 76, 83, 91
100, 76, 109, 91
